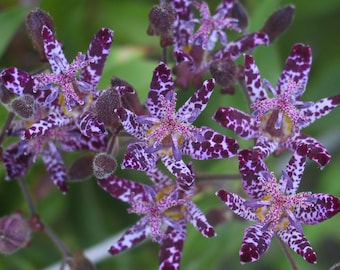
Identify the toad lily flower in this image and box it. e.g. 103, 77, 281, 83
216, 147, 340, 264
97, 167, 216, 270
214, 43, 340, 168
115, 62, 239, 187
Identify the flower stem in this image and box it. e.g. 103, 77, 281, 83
278, 237, 299, 270
0, 111, 15, 145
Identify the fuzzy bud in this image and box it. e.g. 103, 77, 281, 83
147, 4, 177, 47
261, 4, 295, 43
0, 213, 31, 255
93, 153, 117, 180
209, 58, 238, 94
68, 154, 95, 181
231, 1, 249, 30
26, 8, 55, 61
11, 94, 35, 119
0, 82, 12, 104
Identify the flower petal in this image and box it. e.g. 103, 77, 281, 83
276, 225, 317, 264
239, 224, 274, 264
213, 107, 258, 139
183, 127, 238, 159
277, 43, 312, 97
253, 135, 279, 159
75, 111, 106, 137
80, 28, 114, 89
146, 62, 174, 118
161, 155, 194, 187
159, 221, 186, 270
109, 218, 149, 255
216, 190, 257, 221
238, 149, 268, 199
115, 107, 147, 140
177, 78, 215, 123
295, 193, 340, 225
0, 68, 33, 96
186, 201, 216, 237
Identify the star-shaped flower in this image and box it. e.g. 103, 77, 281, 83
213, 43, 340, 168
189, 0, 240, 51
97, 167, 216, 270
115, 62, 239, 187
216, 146, 340, 264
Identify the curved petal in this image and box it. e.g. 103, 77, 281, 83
145, 167, 173, 186
295, 193, 340, 225
186, 201, 216, 237
109, 218, 149, 255
239, 224, 274, 264
122, 142, 158, 172
75, 111, 106, 137
213, 107, 258, 139
80, 28, 114, 89
161, 155, 194, 187
177, 78, 215, 123
115, 107, 147, 140
146, 62, 174, 118
276, 225, 317, 264
182, 127, 239, 159
216, 190, 257, 221
0, 68, 33, 96
277, 43, 312, 98
253, 135, 279, 159
159, 220, 186, 270
238, 149, 268, 199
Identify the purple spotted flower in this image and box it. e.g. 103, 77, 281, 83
97, 166, 215, 270
214, 43, 340, 168
115, 62, 239, 188
216, 146, 340, 264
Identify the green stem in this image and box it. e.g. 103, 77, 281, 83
278, 237, 299, 270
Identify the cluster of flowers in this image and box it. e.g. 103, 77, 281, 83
0, 0, 340, 269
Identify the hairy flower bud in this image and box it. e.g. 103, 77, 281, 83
261, 4, 295, 43
68, 154, 95, 181
10, 94, 35, 119
26, 8, 55, 61
209, 58, 238, 94
147, 4, 176, 47
0, 213, 31, 255
231, 1, 249, 30
93, 153, 117, 180
0, 82, 12, 104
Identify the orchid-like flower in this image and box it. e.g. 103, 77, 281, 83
214, 43, 340, 168
216, 146, 340, 264
97, 166, 216, 270
115, 62, 238, 188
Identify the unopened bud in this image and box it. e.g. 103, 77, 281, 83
231, 2, 249, 30
26, 8, 55, 61
0, 82, 12, 104
147, 4, 176, 47
0, 213, 31, 255
261, 5, 295, 43
209, 58, 238, 93
11, 94, 35, 119
68, 154, 95, 181
205, 207, 233, 227
93, 153, 117, 180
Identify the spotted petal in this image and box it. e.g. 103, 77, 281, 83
253, 135, 279, 159
80, 28, 114, 89
76, 111, 106, 137
159, 220, 186, 270
300, 95, 340, 128
216, 190, 257, 221
182, 127, 238, 159
122, 142, 158, 172
186, 201, 216, 238
238, 149, 268, 199
213, 107, 258, 139
109, 217, 149, 255
145, 167, 173, 186
115, 107, 147, 140
97, 175, 148, 203
161, 155, 194, 187
239, 223, 274, 264
0, 68, 33, 96
177, 78, 215, 123
41, 25, 69, 74
41, 142, 68, 193
277, 43, 312, 98
295, 193, 340, 225
276, 225, 317, 264
146, 62, 174, 118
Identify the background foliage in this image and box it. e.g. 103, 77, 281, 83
0, 0, 340, 269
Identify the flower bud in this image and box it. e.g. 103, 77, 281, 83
93, 153, 117, 180
0, 213, 31, 255
231, 1, 249, 30
68, 154, 95, 181
147, 4, 176, 47
26, 8, 55, 61
209, 58, 238, 94
10, 94, 35, 119
0, 82, 12, 104
261, 5, 295, 43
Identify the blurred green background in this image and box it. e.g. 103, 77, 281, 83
0, 0, 340, 269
